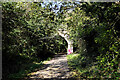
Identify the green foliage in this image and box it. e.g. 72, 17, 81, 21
8, 61, 43, 78
66, 2, 120, 79
2, 2, 67, 78
2, 2, 120, 79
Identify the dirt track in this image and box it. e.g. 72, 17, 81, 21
28, 54, 73, 79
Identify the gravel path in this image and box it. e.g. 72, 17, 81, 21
28, 54, 73, 79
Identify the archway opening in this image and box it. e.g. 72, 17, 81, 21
54, 35, 68, 54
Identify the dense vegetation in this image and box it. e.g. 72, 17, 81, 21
2, 2, 67, 78
67, 2, 120, 79
2, 2, 120, 79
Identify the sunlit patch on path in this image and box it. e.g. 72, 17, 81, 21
27, 54, 73, 79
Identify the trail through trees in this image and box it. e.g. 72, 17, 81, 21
28, 54, 73, 79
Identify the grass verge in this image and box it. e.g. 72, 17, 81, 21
67, 53, 99, 78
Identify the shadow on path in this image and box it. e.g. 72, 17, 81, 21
27, 54, 74, 79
